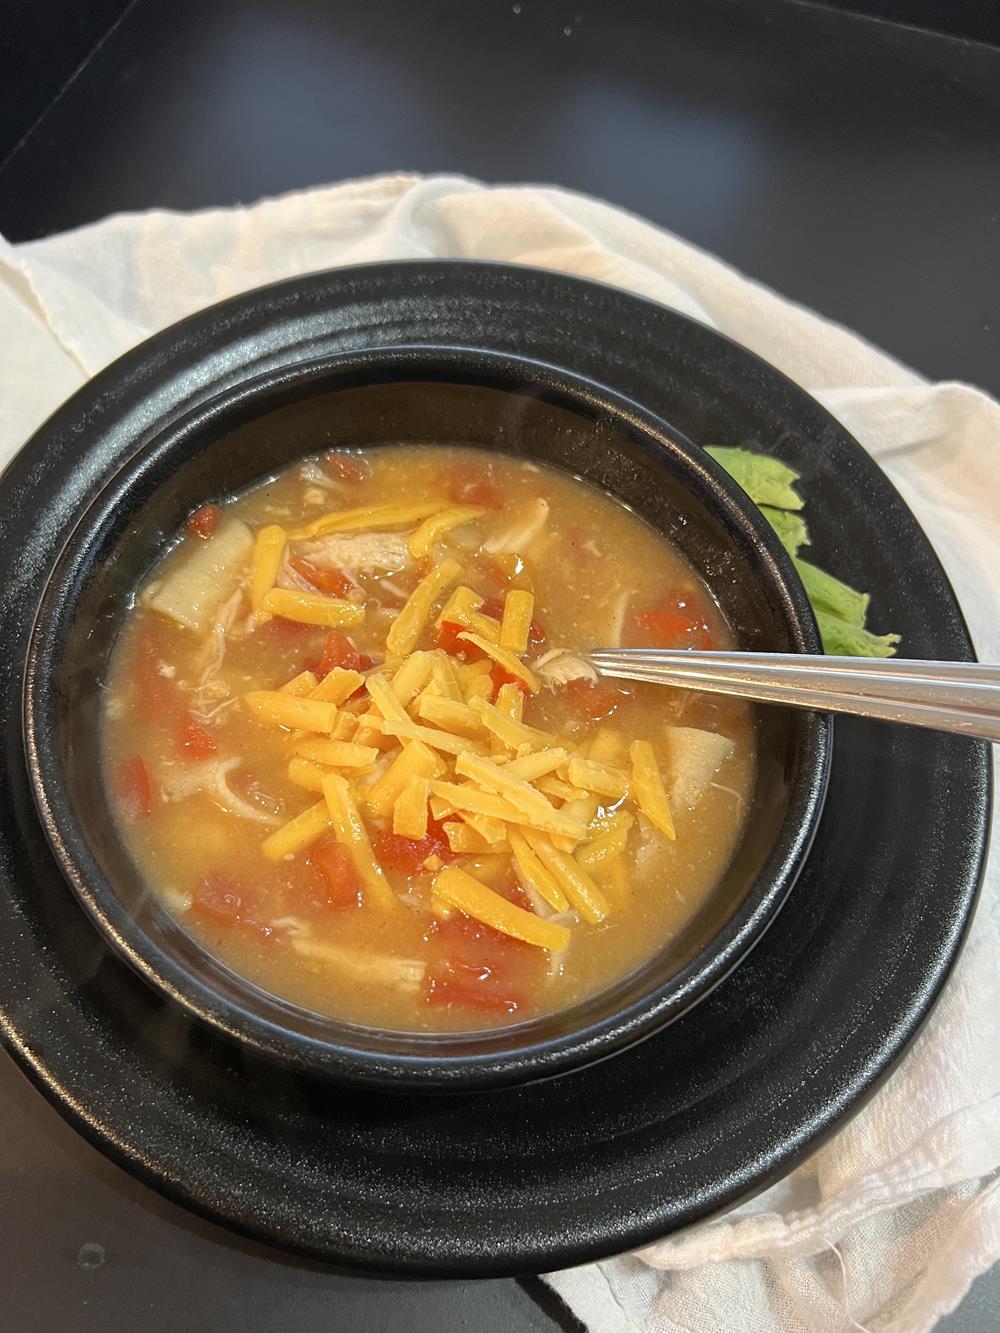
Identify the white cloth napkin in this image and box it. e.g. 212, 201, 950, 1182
1, 174, 997, 1333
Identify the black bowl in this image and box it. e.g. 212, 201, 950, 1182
23, 344, 829, 1092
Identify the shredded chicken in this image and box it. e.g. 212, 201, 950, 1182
179, 588, 245, 718
296, 531, 410, 576
709, 780, 747, 820
159, 756, 283, 826
605, 590, 630, 648
543, 910, 577, 977
159, 885, 193, 914
374, 576, 409, 601
298, 460, 340, 490
145, 519, 253, 632
290, 937, 425, 991
663, 727, 737, 810
633, 818, 671, 876
271, 915, 311, 937
483, 498, 549, 555
532, 647, 598, 687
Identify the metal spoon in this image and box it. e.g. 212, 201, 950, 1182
585, 650, 1000, 743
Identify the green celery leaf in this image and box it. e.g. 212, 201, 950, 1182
706, 446, 803, 510
818, 611, 900, 658
760, 505, 809, 557
792, 557, 869, 628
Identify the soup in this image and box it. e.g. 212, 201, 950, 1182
101, 446, 755, 1031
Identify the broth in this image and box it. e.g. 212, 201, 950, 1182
101, 446, 755, 1030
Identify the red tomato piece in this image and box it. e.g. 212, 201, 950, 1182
191, 874, 275, 943
373, 833, 431, 876
191, 874, 243, 925
425, 973, 523, 1014
114, 755, 151, 820
288, 554, 354, 599
373, 817, 453, 876
133, 625, 178, 723
185, 504, 221, 540
176, 712, 217, 760
308, 835, 362, 909
436, 620, 487, 660
324, 451, 371, 484
563, 677, 628, 721
446, 465, 503, 510
314, 629, 364, 678
527, 617, 546, 649
490, 664, 531, 700
258, 614, 313, 642
479, 597, 505, 621
430, 911, 535, 964
424, 909, 534, 1013
630, 589, 713, 650
493, 876, 535, 913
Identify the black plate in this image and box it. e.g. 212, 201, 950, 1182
0, 262, 990, 1275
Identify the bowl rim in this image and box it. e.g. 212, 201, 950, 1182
22, 342, 831, 1091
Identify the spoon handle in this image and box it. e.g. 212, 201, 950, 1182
586, 650, 1000, 743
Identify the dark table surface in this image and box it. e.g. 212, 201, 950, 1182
1, 1, 998, 1328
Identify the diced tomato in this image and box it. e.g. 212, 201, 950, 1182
258, 614, 313, 641
563, 677, 628, 721
308, 834, 362, 909
479, 597, 505, 621
191, 874, 275, 943
527, 618, 546, 649
424, 908, 535, 1013
185, 504, 221, 540
191, 874, 243, 926
134, 625, 178, 723
373, 833, 430, 876
324, 451, 371, 484
373, 816, 454, 877
430, 911, 535, 963
425, 973, 523, 1014
314, 629, 364, 678
490, 664, 531, 700
114, 755, 151, 820
493, 876, 535, 913
629, 590, 713, 650
176, 712, 217, 760
446, 465, 503, 510
436, 620, 486, 660
289, 554, 354, 599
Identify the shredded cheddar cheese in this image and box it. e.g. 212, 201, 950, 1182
262, 587, 364, 629
499, 589, 534, 653
407, 506, 486, 557
457, 632, 540, 692
386, 559, 461, 657
431, 866, 570, 952
251, 525, 288, 617
227, 490, 717, 969
244, 692, 337, 733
